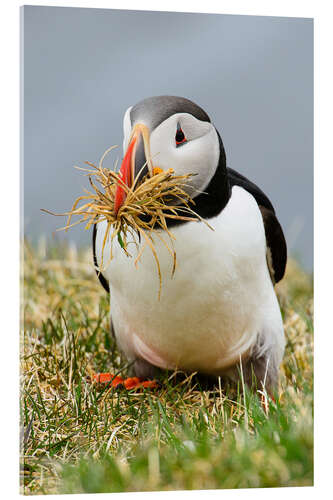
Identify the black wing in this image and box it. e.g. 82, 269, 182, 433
92, 224, 110, 293
227, 167, 287, 283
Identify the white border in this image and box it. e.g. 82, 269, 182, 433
1, 1, 331, 499
3, 1, 318, 17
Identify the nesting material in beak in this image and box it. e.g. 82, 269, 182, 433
42, 144, 213, 298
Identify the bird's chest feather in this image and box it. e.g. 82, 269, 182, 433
95, 187, 275, 373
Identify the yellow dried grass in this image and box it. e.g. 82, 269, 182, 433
42, 146, 213, 297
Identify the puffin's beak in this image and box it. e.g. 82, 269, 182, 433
114, 123, 153, 215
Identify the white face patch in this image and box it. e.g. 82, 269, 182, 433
121, 109, 220, 198
149, 113, 220, 198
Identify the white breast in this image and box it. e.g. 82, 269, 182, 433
95, 186, 283, 375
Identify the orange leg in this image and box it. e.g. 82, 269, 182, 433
91, 372, 158, 390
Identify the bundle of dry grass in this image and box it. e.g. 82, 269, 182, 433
42, 146, 213, 296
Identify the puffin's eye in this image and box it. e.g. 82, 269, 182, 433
175, 127, 187, 146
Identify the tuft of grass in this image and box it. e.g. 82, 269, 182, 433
21, 240, 313, 494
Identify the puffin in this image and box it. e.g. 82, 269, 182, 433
92, 95, 287, 396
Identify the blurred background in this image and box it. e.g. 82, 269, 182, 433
22, 6, 313, 270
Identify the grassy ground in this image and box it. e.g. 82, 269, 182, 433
21, 240, 313, 494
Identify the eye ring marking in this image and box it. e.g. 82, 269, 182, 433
175, 124, 187, 147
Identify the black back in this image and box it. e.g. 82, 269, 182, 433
228, 167, 287, 283
227, 167, 274, 212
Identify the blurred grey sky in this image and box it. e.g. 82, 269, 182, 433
22, 6, 313, 270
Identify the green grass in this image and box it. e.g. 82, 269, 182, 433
21, 240, 313, 494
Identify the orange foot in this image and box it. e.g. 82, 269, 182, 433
91, 372, 158, 390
